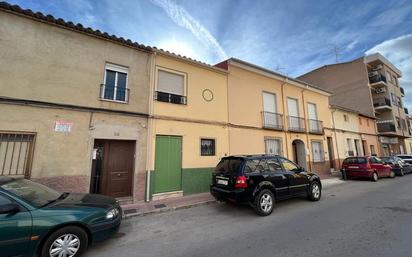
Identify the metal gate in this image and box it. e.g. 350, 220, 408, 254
0, 132, 35, 178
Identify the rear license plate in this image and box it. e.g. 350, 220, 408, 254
349, 166, 359, 169
217, 179, 228, 185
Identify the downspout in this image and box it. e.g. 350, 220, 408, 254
331, 109, 341, 169
145, 51, 156, 202
301, 87, 312, 171
281, 78, 289, 157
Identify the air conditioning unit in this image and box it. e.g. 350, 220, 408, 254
375, 87, 386, 94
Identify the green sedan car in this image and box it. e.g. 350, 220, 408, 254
0, 177, 122, 257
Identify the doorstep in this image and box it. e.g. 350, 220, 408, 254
121, 192, 215, 219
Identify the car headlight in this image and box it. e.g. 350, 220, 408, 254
106, 208, 119, 220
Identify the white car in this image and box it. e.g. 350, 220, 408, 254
395, 155, 412, 165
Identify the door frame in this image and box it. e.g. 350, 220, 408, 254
292, 139, 307, 169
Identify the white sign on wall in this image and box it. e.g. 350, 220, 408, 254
54, 120, 73, 133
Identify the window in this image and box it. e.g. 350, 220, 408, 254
391, 93, 397, 106
386, 71, 392, 82
267, 158, 283, 173
367, 119, 370, 127
155, 69, 186, 104
265, 138, 282, 155
359, 117, 362, 125
200, 138, 215, 156
344, 114, 348, 122
396, 117, 401, 129
279, 158, 300, 172
347, 138, 354, 156
397, 97, 402, 107
0, 133, 35, 177
393, 75, 397, 86
370, 145, 376, 155
244, 159, 267, 173
370, 156, 383, 164
312, 141, 324, 162
0, 194, 13, 206
102, 63, 128, 102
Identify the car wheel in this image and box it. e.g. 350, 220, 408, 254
254, 189, 275, 216
371, 172, 378, 182
389, 170, 395, 178
308, 181, 321, 201
399, 169, 404, 176
41, 226, 88, 257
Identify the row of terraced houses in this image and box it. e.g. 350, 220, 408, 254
1, 3, 411, 203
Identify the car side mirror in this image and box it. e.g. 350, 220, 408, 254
0, 203, 20, 215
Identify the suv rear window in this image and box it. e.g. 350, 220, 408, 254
343, 157, 367, 165
215, 158, 243, 174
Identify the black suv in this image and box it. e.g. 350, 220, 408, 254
210, 155, 322, 216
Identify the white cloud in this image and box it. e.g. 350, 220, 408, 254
150, 0, 227, 61
366, 34, 412, 109
158, 38, 197, 59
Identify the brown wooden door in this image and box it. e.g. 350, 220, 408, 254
92, 139, 135, 198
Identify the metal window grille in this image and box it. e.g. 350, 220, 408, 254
0, 132, 35, 178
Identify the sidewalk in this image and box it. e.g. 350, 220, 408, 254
121, 176, 346, 219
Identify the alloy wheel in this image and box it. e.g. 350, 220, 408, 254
49, 234, 80, 257
312, 184, 320, 199
260, 193, 273, 213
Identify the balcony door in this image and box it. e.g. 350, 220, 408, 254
308, 103, 319, 132
288, 98, 299, 128
263, 92, 278, 127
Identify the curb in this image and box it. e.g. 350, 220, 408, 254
123, 199, 216, 219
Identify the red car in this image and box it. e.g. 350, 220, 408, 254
341, 156, 395, 181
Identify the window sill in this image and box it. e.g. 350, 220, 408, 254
99, 98, 129, 104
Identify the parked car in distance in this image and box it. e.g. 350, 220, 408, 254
341, 156, 395, 181
380, 156, 412, 176
395, 154, 412, 165
210, 155, 322, 216
0, 178, 122, 257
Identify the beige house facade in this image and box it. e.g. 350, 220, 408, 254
0, 5, 151, 202
216, 59, 334, 177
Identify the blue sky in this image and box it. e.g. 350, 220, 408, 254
8, 0, 412, 108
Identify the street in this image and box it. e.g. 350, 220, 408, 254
86, 176, 412, 257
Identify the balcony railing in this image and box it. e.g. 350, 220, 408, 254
373, 97, 391, 108
287, 116, 306, 132
400, 87, 405, 96
308, 119, 324, 134
377, 122, 396, 133
369, 73, 387, 85
154, 91, 187, 105
262, 112, 284, 130
405, 108, 409, 115
100, 84, 129, 102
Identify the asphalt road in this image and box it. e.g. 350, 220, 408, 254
85, 176, 412, 257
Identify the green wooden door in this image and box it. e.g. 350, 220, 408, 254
154, 136, 182, 193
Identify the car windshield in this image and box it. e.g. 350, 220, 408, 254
343, 157, 367, 164
0, 179, 61, 208
215, 158, 242, 175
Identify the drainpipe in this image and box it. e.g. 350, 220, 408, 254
281, 78, 289, 157
301, 88, 312, 171
145, 51, 156, 202
331, 109, 342, 169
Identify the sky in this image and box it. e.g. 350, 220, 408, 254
8, 0, 412, 109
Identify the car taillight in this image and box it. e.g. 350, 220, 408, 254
235, 175, 248, 188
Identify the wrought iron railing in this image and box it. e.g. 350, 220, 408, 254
308, 119, 324, 134
262, 112, 284, 130
287, 116, 306, 132
154, 91, 187, 105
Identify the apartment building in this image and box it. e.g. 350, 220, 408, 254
298, 53, 411, 156
0, 3, 151, 202
215, 59, 333, 176
146, 50, 229, 200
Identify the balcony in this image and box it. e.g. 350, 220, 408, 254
368, 72, 387, 88
287, 116, 306, 133
377, 121, 396, 133
308, 119, 324, 134
154, 91, 187, 105
405, 108, 409, 115
373, 97, 392, 112
400, 87, 405, 96
262, 112, 284, 130
100, 84, 129, 103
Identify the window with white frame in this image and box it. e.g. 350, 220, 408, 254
346, 138, 354, 156
265, 138, 282, 155
312, 141, 324, 162
101, 63, 129, 102
155, 69, 186, 104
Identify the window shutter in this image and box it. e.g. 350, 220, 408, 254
157, 70, 184, 95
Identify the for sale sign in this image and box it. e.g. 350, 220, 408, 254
54, 120, 73, 133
